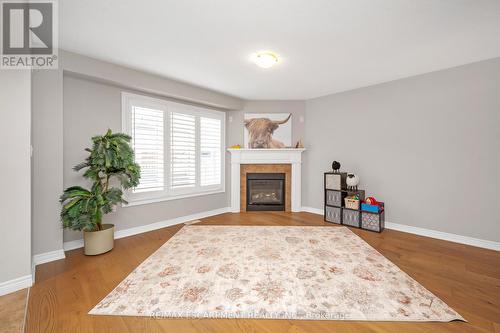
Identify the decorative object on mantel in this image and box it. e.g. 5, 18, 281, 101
331, 160, 341, 173
295, 139, 304, 148
346, 173, 360, 190
244, 113, 292, 148
324, 169, 385, 233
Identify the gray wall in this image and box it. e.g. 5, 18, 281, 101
32, 69, 64, 255
63, 75, 229, 242
0, 71, 32, 285
304, 57, 500, 242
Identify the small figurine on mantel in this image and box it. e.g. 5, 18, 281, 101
331, 161, 341, 173
346, 173, 360, 190
295, 139, 304, 148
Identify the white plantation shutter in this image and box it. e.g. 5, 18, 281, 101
131, 106, 164, 193
123, 92, 224, 203
170, 112, 196, 189
200, 117, 222, 186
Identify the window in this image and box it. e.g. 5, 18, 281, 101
170, 112, 196, 189
122, 93, 225, 205
200, 117, 222, 186
131, 106, 164, 193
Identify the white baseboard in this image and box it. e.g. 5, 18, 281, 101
33, 249, 66, 266
29, 249, 66, 284
0, 275, 32, 297
301, 206, 324, 215
384, 222, 500, 251
63, 238, 84, 252
301, 206, 500, 251
63, 207, 231, 251
114, 207, 230, 239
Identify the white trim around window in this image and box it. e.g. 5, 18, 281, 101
122, 92, 225, 206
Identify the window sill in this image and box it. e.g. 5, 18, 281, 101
122, 188, 226, 208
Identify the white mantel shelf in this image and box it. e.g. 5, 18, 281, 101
227, 148, 306, 213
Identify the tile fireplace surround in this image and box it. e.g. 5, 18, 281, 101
227, 148, 306, 213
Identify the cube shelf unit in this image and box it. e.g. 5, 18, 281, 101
324, 172, 385, 233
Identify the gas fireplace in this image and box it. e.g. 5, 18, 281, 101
246, 173, 285, 211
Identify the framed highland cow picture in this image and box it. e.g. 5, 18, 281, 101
244, 113, 292, 149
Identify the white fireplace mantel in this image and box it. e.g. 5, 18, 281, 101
227, 148, 306, 213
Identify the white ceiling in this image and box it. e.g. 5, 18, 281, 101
60, 0, 500, 100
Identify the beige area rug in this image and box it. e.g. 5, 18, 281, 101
90, 226, 464, 321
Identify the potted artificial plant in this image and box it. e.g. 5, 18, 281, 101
60, 130, 140, 255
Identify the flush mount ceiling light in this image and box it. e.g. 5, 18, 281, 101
251, 51, 279, 69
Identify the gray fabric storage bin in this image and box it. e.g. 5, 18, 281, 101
325, 190, 343, 207
325, 172, 347, 190
325, 206, 342, 224
342, 209, 360, 227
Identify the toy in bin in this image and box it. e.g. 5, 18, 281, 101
344, 194, 360, 210
361, 196, 384, 213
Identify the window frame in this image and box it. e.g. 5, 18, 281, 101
121, 92, 225, 207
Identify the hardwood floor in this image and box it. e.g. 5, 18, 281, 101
0, 288, 28, 333
26, 212, 500, 332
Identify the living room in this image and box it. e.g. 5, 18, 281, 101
0, 1, 499, 332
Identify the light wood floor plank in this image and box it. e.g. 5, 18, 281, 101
0, 288, 28, 333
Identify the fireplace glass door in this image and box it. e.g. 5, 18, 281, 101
246, 173, 285, 211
